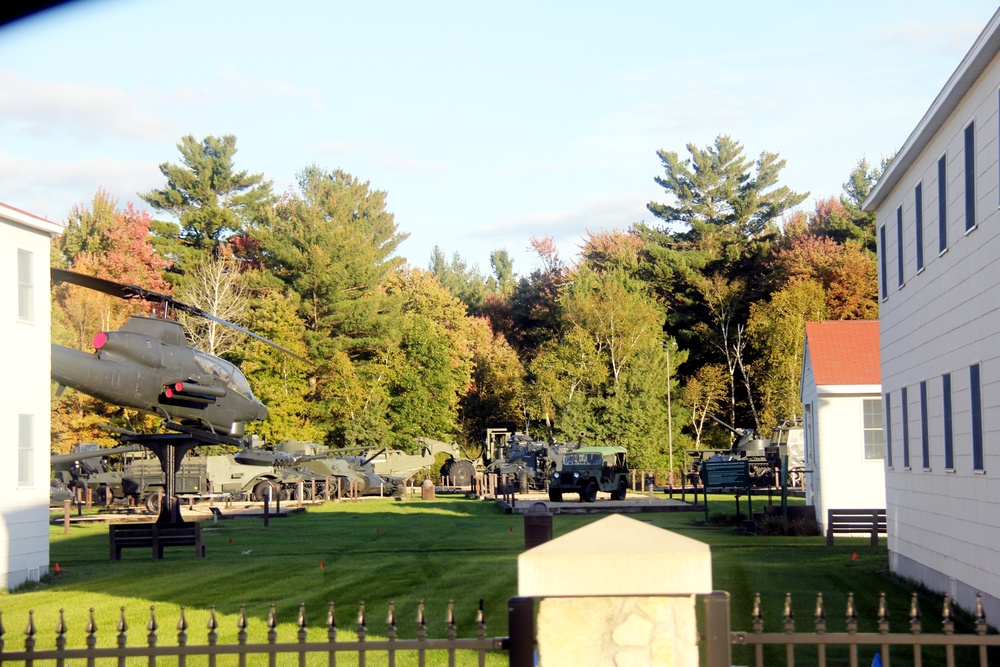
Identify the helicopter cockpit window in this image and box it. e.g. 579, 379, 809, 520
193, 350, 254, 400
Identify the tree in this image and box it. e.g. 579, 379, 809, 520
489, 249, 517, 297
56, 188, 118, 266
769, 235, 878, 320
428, 246, 489, 313
529, 267, 685, 468
648, 135, 808, 241
141, 134, 273, 256
460, 316, 526, 438
679, 363, 729, 448
246, 165, 408, 445
746, 279, 829, 434
174, 253, 249, 358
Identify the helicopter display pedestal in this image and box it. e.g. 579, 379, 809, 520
119, 432, 206, 525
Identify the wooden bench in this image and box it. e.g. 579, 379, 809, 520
826, 509, 886, 547
110, 523, 205, 560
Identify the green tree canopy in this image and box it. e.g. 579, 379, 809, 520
141, 134, 273, 256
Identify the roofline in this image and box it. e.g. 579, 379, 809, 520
0, 201, 64, 236
816, 384, 882, 396
863, 8, 1000, 211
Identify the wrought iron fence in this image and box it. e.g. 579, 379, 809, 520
702, 590, 1000, 667
0, 598, 535, 667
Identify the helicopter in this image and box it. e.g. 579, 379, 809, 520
51, 267, 301, 445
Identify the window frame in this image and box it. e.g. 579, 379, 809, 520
18, 413, 34, 487
965, 120, 976, 232
862, 397, 884, 460
17, 248, 33, 323
938, 154, 948, 254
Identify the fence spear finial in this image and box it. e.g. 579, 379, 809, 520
909, 593, 922, 634
975, 593, 987, 635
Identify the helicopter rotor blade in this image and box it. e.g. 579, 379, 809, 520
52, 268, 307, 362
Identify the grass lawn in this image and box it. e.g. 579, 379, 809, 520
1, 493, 990, 666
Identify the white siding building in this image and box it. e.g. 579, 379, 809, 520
0, 202, 62, 590
863, 8, 1000, 621
800, 321, 885, 534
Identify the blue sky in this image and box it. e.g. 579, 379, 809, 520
1, 1, 997, 276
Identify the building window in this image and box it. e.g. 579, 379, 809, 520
938, 155, 948, 253
965, 120, 976, 231
885, 392, 893, 468
863, 398, 884, 460
896, 206, 904, 287
971, 364, 983, 471
901, 386, 910, 468
18, 414, 34, 486
18, 249, 33, 323
920, 381, 929, 469
915, 183, 924, 270
879, 225, 888, 300
943, 373, 954, 469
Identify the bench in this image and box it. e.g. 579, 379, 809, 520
110, 523, 205, 560
826, 509, 886, 547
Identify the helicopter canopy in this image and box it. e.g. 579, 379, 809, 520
192, 349, 255, 401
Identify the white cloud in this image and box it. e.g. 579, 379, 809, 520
0, 69, 176, 142
0, 151, 160, 221
316, 139, 448, 175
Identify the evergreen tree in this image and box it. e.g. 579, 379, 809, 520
141, 134, 273, 258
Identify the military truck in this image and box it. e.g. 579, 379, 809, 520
547, 445, 629, 502
485, 431, 582, 493
120, 447, 337, 512
50, 442, 146, 504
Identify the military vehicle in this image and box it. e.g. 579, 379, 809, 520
769, 418, 805, 487
361, 436, 483, 485
684, 413, 779, 487
49, 268, 306, 523
484, 431, 582, 493
50, 442, 146, 504
120, 446, 336, 512
547, 445, 630, 502
272, 440, 405, 497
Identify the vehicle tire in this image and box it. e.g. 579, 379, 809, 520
144, 492, 162, 514
253, 480, 279, 503
548, 489, 562, 502
449, 459, 476, 487
293, 486, 313, 501
95, 485, 113, 506
229, 491, 245, 502
611, 479, 627, 501
581, 479, 598, 503
278, 486, 291, 502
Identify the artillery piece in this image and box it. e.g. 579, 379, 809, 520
484, 431, 582, 493
685, 414, 780, 487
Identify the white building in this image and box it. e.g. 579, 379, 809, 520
800, 320, 884, 533
863, 8, 1000, 621
0, 202, 62, 590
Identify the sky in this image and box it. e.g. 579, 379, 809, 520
1, 1, 998, 276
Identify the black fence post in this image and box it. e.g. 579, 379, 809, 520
506, 597, 534, 667
702, 591, 732, 667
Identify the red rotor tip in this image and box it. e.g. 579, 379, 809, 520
93, 332, 108, 349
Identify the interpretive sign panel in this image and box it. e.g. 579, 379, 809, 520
700, 459, 750, 490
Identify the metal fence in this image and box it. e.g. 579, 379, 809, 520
702, 590, 1000, 667
0, 598, 536, 667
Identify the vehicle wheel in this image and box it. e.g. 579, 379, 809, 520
229, 491, 245, 502
95, 485, 113, 506
278, 487, 291, 502
581, 480, 598, 503
518, 471, 530, 494
293, 486, 313, 501
449, 459, 476, 487
548, 489, 563, 502
611, 479, 627, 501
253, 480, 279, 503
144, 492, 162, 514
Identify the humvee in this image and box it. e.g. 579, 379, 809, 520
547, 445, 629, 502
